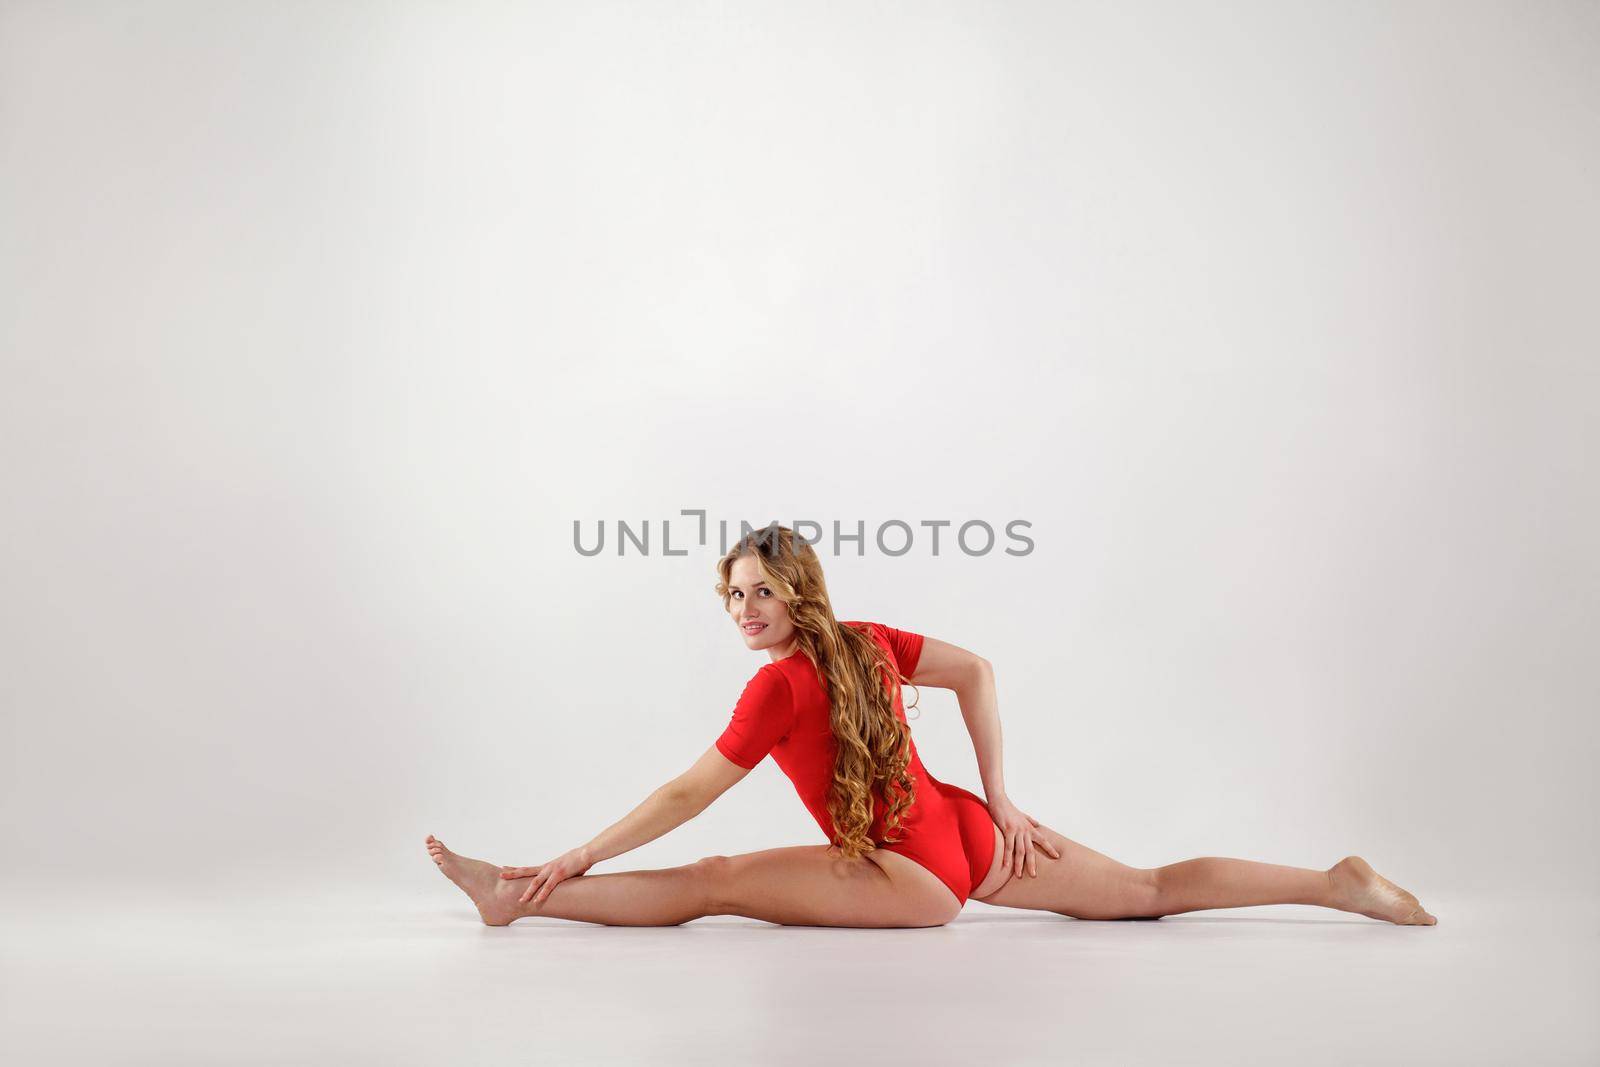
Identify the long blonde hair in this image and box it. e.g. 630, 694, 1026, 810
714, 524, 919, 858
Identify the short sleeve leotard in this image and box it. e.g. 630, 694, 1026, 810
714, 620, 998, 906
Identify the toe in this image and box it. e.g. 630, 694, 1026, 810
1401, 903, 1436, 925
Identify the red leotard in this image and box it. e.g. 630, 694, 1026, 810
714, 620, 997, 906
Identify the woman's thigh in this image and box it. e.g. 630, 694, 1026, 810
705, 844, 959, 928
970, 824, 1160, 920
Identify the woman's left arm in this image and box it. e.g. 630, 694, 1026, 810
498, 750, 746, 905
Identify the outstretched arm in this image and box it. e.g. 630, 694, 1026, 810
498, 746, 749, 904
582, 748, 750, 866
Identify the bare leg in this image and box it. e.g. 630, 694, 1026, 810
975, 826, 1437, 925
1153, 854, 1435, 924
424, 834, 956, 928
1151, 856, 1334, 912
426, 834, 711, 926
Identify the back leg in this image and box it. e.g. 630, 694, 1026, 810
972, 825, 1161, 919
973, 826, 1437, 925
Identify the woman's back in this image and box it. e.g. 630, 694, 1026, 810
715, 620, 996, 904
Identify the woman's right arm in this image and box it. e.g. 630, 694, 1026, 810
909, 636, 1007, 802
908, 635, 1055, 878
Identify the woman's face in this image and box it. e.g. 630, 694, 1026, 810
726, 554, 798, 659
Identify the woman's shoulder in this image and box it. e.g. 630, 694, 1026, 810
736, 659, 794, 704
838, 619, 880, 637
839, 620, 923, 677
838, 620, 894, 649
748, 658, 791, 681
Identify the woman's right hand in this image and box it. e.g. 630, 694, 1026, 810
498, 845, 595, 906
986, 795, 1062, 878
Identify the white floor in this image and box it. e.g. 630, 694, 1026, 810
4, 885, 1595, 1065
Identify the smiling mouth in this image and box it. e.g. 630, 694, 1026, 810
741, 622, 768, 635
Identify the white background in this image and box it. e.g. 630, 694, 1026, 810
5, 0, 1595, 897
2, 4, 1597, 1060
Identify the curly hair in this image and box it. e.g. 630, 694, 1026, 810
713, 523, 921, 859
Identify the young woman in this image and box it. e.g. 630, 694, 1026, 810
426, 525, 1436, 929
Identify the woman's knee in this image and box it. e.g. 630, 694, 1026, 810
1140, 866, 1172, 916
690, 854, 735, 914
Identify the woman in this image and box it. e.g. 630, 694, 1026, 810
426, 525, 1436, 929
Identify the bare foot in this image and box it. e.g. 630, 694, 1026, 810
1328, 855, 1438, 925
424, 834, 527, 927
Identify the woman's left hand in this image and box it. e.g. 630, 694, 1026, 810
497, 845, 594, 906
986, 795, 1061, 878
